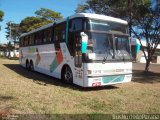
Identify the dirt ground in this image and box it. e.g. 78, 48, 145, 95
133, 62, 160, 73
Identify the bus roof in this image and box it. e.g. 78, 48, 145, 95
70, 13, 128, 24
20, 13, 128, 38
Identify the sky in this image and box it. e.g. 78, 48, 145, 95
0, 0, 84, 44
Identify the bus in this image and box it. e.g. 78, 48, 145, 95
19, 13, 132, 87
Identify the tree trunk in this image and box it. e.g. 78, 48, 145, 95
145, 59, 150, 72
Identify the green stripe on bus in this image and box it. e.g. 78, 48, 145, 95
102, 75, 125, 83
136, 43, 140, 53
65, 17, 69, 44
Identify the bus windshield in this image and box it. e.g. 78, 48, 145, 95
86, 19, 131, 61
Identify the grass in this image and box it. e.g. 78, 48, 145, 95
0, 58, 160, 119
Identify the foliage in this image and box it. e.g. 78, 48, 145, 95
19, 16, 51, 33
7, 41, 14, 50
131, 3, 160, 71
0, 44, 6, 52
5, 22, 20, 42
35, 8, 63, 21
0, 10, 4, 30
76, 0, 149, 19
0, 10, 4, 21
20, 8, 63, 33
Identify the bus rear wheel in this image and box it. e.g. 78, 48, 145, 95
30, 61, 34, 71
62, 66, 73, 84
26, 60, 30, 70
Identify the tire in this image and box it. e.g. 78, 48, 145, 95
30, 61, 34, 71
26, 60, 30, 70
61, 66, 73, 84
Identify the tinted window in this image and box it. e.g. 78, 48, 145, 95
69, 19, 83, 32
35, 31, 43, 45
54, 23, 66, 42
20, 37, 24, 47
24, 36, 28, 46
30, 34, 35, 45
43, 28, 52, 43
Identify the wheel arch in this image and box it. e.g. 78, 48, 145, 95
29, 59, 34, 71
61, 64, 73, 79
30, 59, 33, 64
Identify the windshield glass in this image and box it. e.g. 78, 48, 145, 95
87, 33, 114, 60
114, 36, 131, 60
87, 33, 131, 61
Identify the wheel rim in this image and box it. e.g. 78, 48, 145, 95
30, 62, 34, 71
64, 67, 72, 83
26, 62, 29, 69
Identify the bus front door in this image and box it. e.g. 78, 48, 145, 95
74, 33, 84, 86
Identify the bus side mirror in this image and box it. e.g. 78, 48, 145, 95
80, 32, 88, 53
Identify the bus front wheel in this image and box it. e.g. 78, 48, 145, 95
61, 66, 73, 84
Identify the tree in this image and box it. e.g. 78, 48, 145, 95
35, 8, 63, 21
5, 22, 20, 58
6, 22, 20, 42
19, 8, 63, 33
75, 0, 110, 14
19, 16, 50, 33
0, 10, 4, 21
0, 10, 4, 30
131, 2, 160, 72
76, 0, 159, 72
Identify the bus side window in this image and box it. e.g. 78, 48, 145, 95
39, 31, 43, 44
30, 34, 34, 45
20, 37, 24, 47
22, 38, 25, 47
43, 28, 52, 43
35, 31, 43, 45
35, 33, 38, 45
54, 27, 59, 42
54, 23, 66, 42
24, 36, 28, 46
28, 36, 32, 45
30, 34, 35, 45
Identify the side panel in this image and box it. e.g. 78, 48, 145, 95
19, 44, 62, 78
19, 43, 84, 87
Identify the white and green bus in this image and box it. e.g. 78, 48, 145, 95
19, 13, 132, 87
